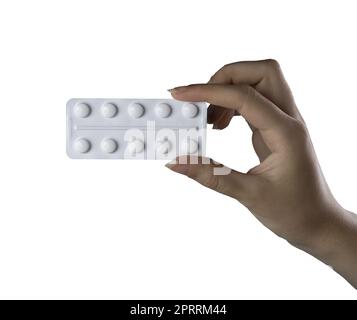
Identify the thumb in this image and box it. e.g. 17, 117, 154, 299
166, 156, 257, 202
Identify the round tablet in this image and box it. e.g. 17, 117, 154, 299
155, 103, 172, 118
74, 103, 91, 118
127, 139, 144, 155
128, 102, 145, 118
156, 140, 171, 154
181, 139, 198, 154
101, 103, 118, 118
182, 103, 198, 118
73, 138, 91, 153
101, 138, 118, 153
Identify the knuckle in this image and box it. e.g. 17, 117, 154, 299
283, 118, 309, 143
208, 74, 217, 83
265, 58, 280, 68
235, 84, 255, 112
219, 63, 235, 75
210, 61, 239, 83
263, 59, 282, 74
209, 64, 230, 83
204, 171, 219, 190
291, 118, 308, 135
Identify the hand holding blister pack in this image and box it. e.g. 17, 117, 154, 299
66, 99, 206, 159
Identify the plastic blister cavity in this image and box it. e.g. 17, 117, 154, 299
66, 99, 206, 159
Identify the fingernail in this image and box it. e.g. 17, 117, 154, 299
165, 162, 188, 175
165, 159, 176, 168
167, 86, 188, 94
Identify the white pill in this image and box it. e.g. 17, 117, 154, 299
181, 139, 198, 154
128, 102, 145, 118
182, 103, 198, 118
156, 140, 171, 154
101, 103, 118, 118
101, 138, 118, 153
74, 103, 91, 118
155, 103, 172, 118
73, 138, 91, 153
127, 139, 144, 155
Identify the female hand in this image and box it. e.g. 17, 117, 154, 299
167, 60, 357, 288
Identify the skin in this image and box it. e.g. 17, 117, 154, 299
166, 59, 357, 288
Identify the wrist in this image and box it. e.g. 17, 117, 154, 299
300, 204, 357, 287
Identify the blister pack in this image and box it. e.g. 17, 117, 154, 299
66, 99, 207, 159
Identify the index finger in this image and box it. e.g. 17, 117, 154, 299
170, 84, 294, 150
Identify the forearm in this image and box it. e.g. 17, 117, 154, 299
304, 206, 357, 288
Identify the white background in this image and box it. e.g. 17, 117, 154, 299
0, 0, 356, 299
